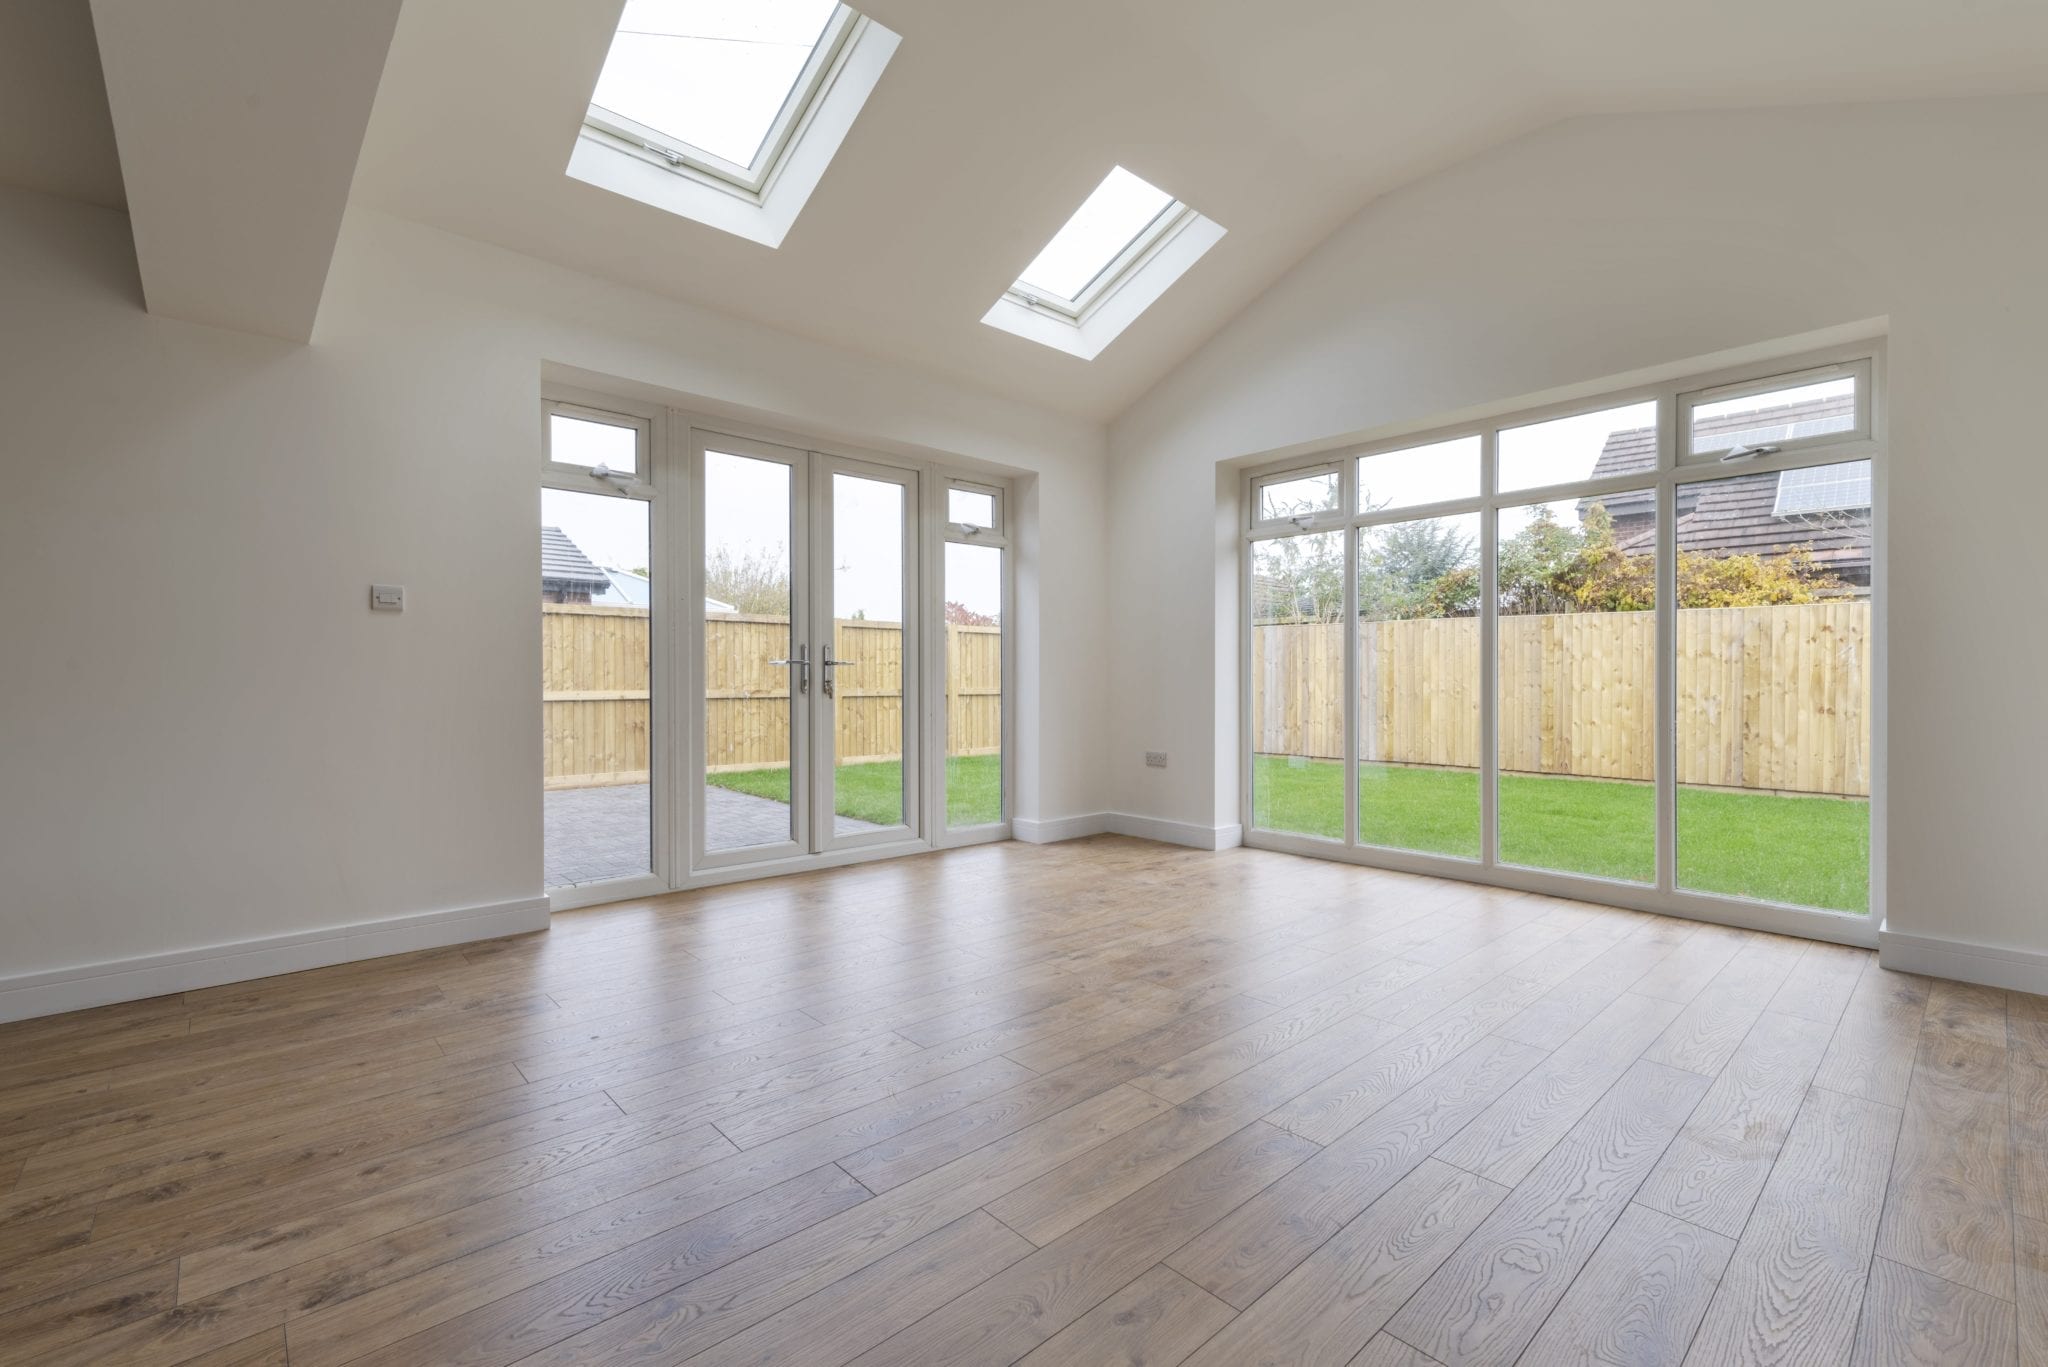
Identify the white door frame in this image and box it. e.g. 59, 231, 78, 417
809, 451, 923, 855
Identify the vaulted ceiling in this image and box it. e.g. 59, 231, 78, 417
9, 0, 2048, 420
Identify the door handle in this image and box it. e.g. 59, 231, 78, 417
820, 652, 854, 698
767, 643, 810, 694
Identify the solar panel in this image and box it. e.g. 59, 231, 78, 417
1773, 461, 1872, 517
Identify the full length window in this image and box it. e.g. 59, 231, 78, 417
1243, 348, 1880, 930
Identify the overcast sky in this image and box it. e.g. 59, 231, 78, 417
542, 449, 998, 625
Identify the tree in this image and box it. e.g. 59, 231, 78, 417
1253, 531, 1343, 623
945, 601, 998, 626
705, 545, 790, 615
1359, 519, 1476, 620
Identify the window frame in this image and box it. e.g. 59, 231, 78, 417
1678, 357, 1873, 466
932, 476, 1012, 839
1238, 340, 1887, 946
1250, 462, 1346, 532
1006, 199, 1200, 325
539, 388, 672, 912
542, 399, 655, 495
582, 4, 862, 202
944, 479, 1005, 540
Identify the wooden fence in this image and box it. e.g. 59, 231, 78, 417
1252, 600, 1869, 797
543, 604, 1000, 789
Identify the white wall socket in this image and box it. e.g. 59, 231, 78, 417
1144, 751, 1168, 768
370, 584, 406, 612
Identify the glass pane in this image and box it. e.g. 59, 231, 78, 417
1690, 376, 1857, 457
1356, 514, 1481, 857
590, 0, 840, 168
548, 412, 638, 474
542, 490, 651, 887
831, 473, 906, 833
1249, 531, 1344, 838
1257, 471, 1339, 523
1016, 166, 1175, 301
945, 543, 1003, 827
702, 451, 795, 853
948, 488, 996, 528
1676, 461, 1872, 912
1357, 435, 1480, 514
1496, 489, 1656, 882
1497, 400, 1658, 493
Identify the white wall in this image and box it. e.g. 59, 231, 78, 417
1109, 96, 2048, 970
0, 187, 1107, 997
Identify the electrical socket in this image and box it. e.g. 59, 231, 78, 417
1144, 751, 1168, 769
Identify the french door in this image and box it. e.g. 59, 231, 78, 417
692, 432, 921, 872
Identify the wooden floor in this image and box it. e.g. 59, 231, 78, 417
0, 837, 2038, 1367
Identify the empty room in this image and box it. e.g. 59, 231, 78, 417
3, 1, 2045, 1363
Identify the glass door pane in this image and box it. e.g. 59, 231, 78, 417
1356, 514, 1481, 857
824, 469, 911, 837
542, 489, 652, 889
944, 542, 1003, 827
702, 449, 800, 855
1675, 460, 1872, 912
1249, 531, 1345, 838
1496, 489, 1657, 882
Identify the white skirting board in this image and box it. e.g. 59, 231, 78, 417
0, 896, 552, 1025
1877, 923, 2048, 995
1012, 812, 1243, 851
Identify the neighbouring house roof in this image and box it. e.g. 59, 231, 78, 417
542, 525, 611, 593
594, 566, 649, 607
546, 528, 745, 612
1579, 391, 1872, 583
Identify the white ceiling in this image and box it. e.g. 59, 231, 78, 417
11, 0, 2048, 421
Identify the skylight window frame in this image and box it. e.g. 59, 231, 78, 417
1005, 198, 1199, 325
583, 3, 862, 201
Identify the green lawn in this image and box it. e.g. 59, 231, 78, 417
1254, 757, 1868, 913
706, 754, 1003, 829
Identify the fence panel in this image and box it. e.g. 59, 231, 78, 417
542, 605, 651, 789
1253, 600, 1869, 797
545, 606, 1003, 787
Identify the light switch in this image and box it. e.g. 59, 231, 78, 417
370, 584, 405, 613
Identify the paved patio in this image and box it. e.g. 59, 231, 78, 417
545, 782, 882, 888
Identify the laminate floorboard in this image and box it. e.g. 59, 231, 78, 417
0, 836, 2022, 1366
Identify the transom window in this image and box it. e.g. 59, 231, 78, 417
586, 0, 858, 193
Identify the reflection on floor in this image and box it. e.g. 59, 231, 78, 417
4, 837, 2023, 1366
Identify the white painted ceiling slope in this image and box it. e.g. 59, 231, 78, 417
9, 1, 2048, 420
353, 0, 2048, 421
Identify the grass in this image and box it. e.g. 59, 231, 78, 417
1254, 756, 1869, 913
706, 754, 1003, 829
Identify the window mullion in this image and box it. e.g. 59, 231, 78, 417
1654, 395, 1678, 895
1479, 429, 1499, 869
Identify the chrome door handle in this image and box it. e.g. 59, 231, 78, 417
820, 653, 854, 698
767, 643, 810, 694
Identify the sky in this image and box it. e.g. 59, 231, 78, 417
543, 447, 994, 627
591, 0, 839, 167
1016, 167, 1176, 300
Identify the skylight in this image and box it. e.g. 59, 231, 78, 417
588, 0, 850, 183
1014, 168, 1178, 306
982, 165, 1225, 360
570, 0, 898, 247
